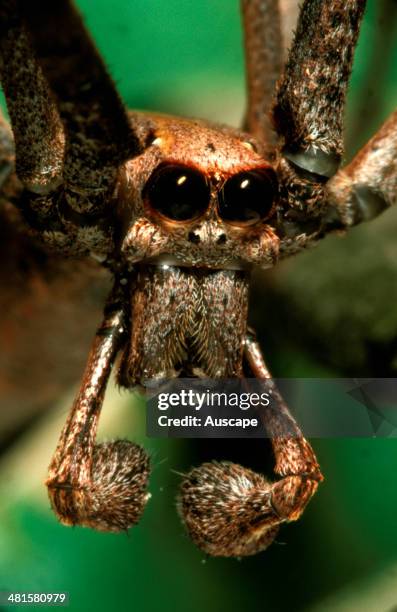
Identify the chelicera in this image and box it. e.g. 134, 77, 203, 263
0, 0, 396, 557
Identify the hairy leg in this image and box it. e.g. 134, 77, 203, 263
244, 331, 322, 482
0, 0, 145, 256
326, 110, 397, 227
273, 0, 366, 177
0, 103, 113, 446
20, 0, 141, 209
46, 286, 151, 531
0, 0, 63, 193
276, 107, 397, 258
270, 1, 369, 259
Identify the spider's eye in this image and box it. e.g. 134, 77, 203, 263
143, 164, 210, 222
218, 169, 277, 225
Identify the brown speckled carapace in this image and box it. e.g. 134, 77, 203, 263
1, 0, 396, 557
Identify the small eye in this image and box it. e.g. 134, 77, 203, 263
218, 168, 277, 225
143, 164, 210, 222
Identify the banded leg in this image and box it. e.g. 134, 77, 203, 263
46, 286, 151, 531
241, 0, 283, 147
178, 331, 322, 558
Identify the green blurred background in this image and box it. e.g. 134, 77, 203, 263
1, 1, 397, 611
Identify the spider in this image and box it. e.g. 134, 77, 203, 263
0, 0, 396, 558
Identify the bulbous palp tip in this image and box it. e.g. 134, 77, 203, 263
47, 440, 151, 532
178, 461, 280, 557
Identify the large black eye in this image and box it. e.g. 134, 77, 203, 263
143, 164, 210, 222
218, 169, 277, 225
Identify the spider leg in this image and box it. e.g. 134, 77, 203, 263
178, 330, 322, 558
241, 0, 283, 147
20, 0, 141, 212
0, 0, 64, 193
326, 110, 397, 227
46, 285, 151, 532
0, 0, 146, 255
276, 108, 397, 256
244, 330, 322, 483
273, 0, 366, 177
0, 102, 114, 443
265, 1, 368, 259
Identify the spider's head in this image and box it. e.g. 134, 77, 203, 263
117, 112, 280, 271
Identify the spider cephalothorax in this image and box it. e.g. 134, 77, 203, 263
117, 114, 279, 383
0, 0, 396, 557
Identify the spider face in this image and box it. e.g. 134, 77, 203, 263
119, 114, 279, 270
